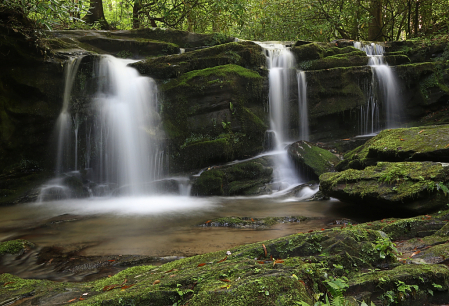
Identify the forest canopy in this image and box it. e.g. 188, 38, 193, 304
3, 0, 449, 42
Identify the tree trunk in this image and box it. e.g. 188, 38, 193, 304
83, 0, 109, 29
133, 0, 141, 29
368, 0, 383, 41
414, 0, 419, 36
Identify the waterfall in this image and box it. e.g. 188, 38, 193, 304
297, 70, 309, 141
257, 42, 303, 189
55, 57, 82, 174
354, 42, 401, 134
40, 55, 165, 201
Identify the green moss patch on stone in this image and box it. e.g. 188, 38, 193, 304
287, 141, 340, 180
0, 239, 34, 256
192, 156, 274, 196
336, 125, 449, 171
131, 41, 266, 79
320, 161, 449, 213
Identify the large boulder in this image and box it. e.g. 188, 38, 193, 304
287, 140, 340, 180
131, 41, 266, 79
337, 125, 449, 171
48, 28, 235, 58
160, 64, 268, 172
191, 156, 274, 196
320, 161, 449, 214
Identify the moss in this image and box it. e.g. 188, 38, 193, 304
192, 157, 274, 196
0, 239, 34, 255
162, 64, 262, 91
131, 41, 266, 79
337, 124, 449, 171
195, 169, 225, 195
320, 161, 449, 212
287, 141, 340, 180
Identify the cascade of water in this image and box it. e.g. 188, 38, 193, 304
354, 42, 401, 134
40, 55, 165, 201
257, 42, 301, 189
55, 57, 83, 174
92, 55, 161, 195
297, 70, 309, 141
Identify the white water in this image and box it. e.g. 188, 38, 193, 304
257, 42, 303, 189
297, 70, 309, 141
354, 42, 401, 133
39, 55, 170, 201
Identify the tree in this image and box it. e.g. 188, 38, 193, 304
368, 0, 384, 40
83, 0, 109, 29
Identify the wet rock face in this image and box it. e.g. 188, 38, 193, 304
191, 156, 274, 196
320, 161, 449, 214
160, 64, 268, 172
287, 140, 340, 180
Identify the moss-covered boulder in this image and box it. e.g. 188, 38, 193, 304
48, 28, 234, 58
161, 64, 268, 172
0, 239, 34, 256
192, 156, 274, 196
292, 42, 367, 70
287, 141, 340, 180
131, 41, 266, 79
336, 125, 449, 171
320, 161, 449, 214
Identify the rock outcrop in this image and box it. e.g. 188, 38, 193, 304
287, 140, 340, 180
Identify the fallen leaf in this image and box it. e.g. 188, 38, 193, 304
400, 138, 405, 141
262, 244, 267, 257
67, 298, 77, 303
120, 279, 128, 286
367, 223, 372, 226
270, 255, 273, 261
411, 250, 421, 257
170, 274, 176, 277
153, 280, 161, 285
79, 298, 85, 301
251, 218, 255, 222
342, 138, 350, 140
445, 144, 449, 148
82, 293, 88, 296
103, 284, 118, 291
275, 259, 284, 263
48, 258, 54, 264
321, 228, 325, 231
219, 279, 231, 282
108, 259, 115, 262
197, 263, 206, 267
3, 282, 14, 287
418, 130, 424, 134
308, 229, 314, 233
257, 261, 266, 264
205, 220, 211, 224
217, 255, 227, 263
165, 269, 174, 273
121, 284, 135, 289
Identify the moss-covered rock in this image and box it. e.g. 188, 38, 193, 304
0, 239, 34, 256
292, 42, 367, 70
287, 141, 340, 180
131, 41, 266, 79
320, 161, 449, 214
161, 64, 268, 172
49, 28, 233, 55
336, 125, 449, 171
192, 156, 274, 196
